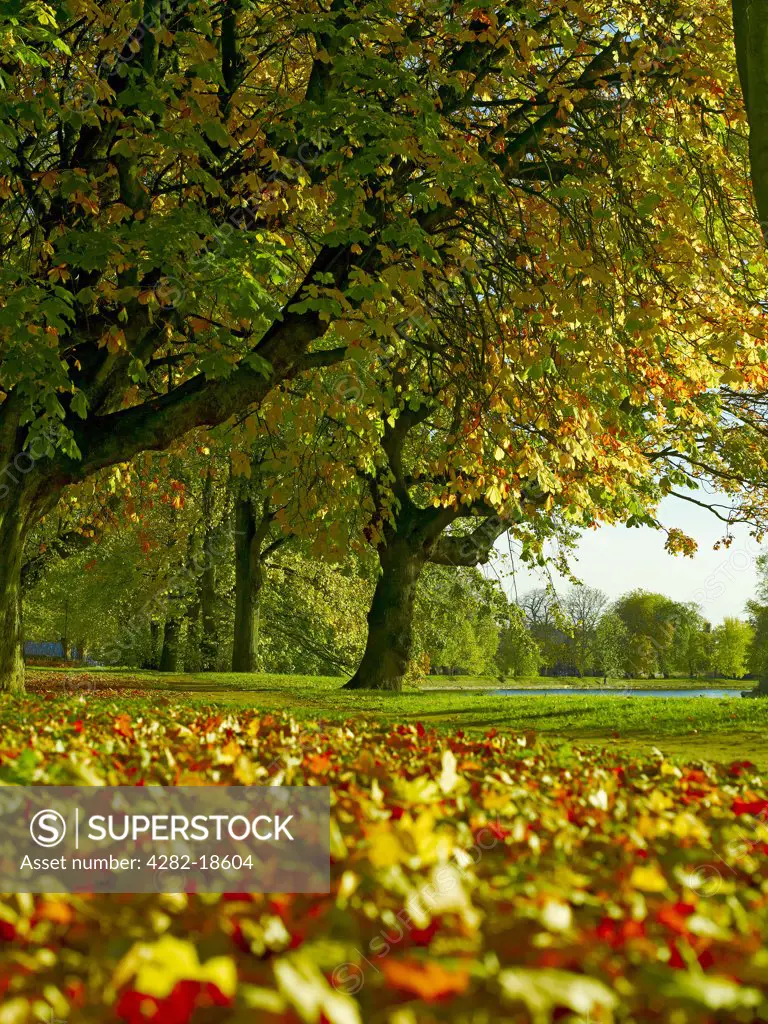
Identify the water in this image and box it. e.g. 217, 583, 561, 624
493, 687, 740, 699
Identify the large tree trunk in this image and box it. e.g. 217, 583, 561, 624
343, 499, 507, 692
344, 538, 426, 692
732, 0, 768, 245
0, 502, 27, 695
159, 617, 182, 672
232, 498, 260, 672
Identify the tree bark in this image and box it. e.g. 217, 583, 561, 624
732, 0, 768, 244
231, 488, 282, 673
232, 498, 258, 672
0, 501, 27, 695
0, 410, 74, 692
148, 621, 161, 670
199, 558, 218, 668
199, 479, 219, 671
344, 502, 510, 692
159, 617, 182, 672
344, 537, 426, 692
184, 600, 202, 672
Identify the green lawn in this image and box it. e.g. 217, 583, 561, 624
419, 673, 747, 690
18, 665, 768, 771
27, 665, 749, 690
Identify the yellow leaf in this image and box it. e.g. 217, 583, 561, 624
234, 753, 256, 784
274, 954, 361, 1024
540, 900, 572, 932
0, 997, 29, 1024
500, 967, 617, 1020
119, 936, 237, 1000
200, 956, 238, 999
438, 748, 459, 795
366, 823, 406, 868
330, 816, 348, 860
630, 864, 668, 893
218, 739, 242, 765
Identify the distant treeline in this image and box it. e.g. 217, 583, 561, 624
490, 586, 755, 681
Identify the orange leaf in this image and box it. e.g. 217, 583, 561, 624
114, 713, 135, 740
36, 899, 73, 925
381, 959, 470, 1001
307, 753, 331, 774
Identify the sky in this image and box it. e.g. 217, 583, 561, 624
491, 493, 765, 625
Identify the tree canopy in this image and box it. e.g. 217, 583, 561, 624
3, 0, 768, 691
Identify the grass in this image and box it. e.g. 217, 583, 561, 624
18, 665, 768, 771
420, 673, 746, 690
31, 664, 749, 690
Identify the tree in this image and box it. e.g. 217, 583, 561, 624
225, 370, 375, 672
339, 370, 570, 690
254, 551, 370, 675
593, 613, 630, 684
743, 552, 768, 694
564, 586, 608, 676
746, 601, 768, 690
4, 0, 631, 690
231, 483, 288, 674
518, 590, 557, 631
4, 0, 768, 694
23, 482, 196, 670
415, 566, 505, 677
518, 589, 579, 675
613, 591, 677, 677
496, 605, 543, 679
732, 0, 768, 243
612, 591, 711, 678
711, 618, 753, 679
670, 604, 711, 679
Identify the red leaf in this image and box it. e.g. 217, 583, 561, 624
732, 797, 768, 817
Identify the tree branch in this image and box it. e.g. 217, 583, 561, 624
51, 244, 351, 484
296, 346, 350, 370
428, 514, 509, 566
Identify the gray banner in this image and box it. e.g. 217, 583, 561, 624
0, 786, 329, 893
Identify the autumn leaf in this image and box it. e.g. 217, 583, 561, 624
113, 713, 134, 740
381, 959, 470, 1001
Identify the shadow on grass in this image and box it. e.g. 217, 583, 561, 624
162, 683, 292, 693
377, 708, 586, 734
